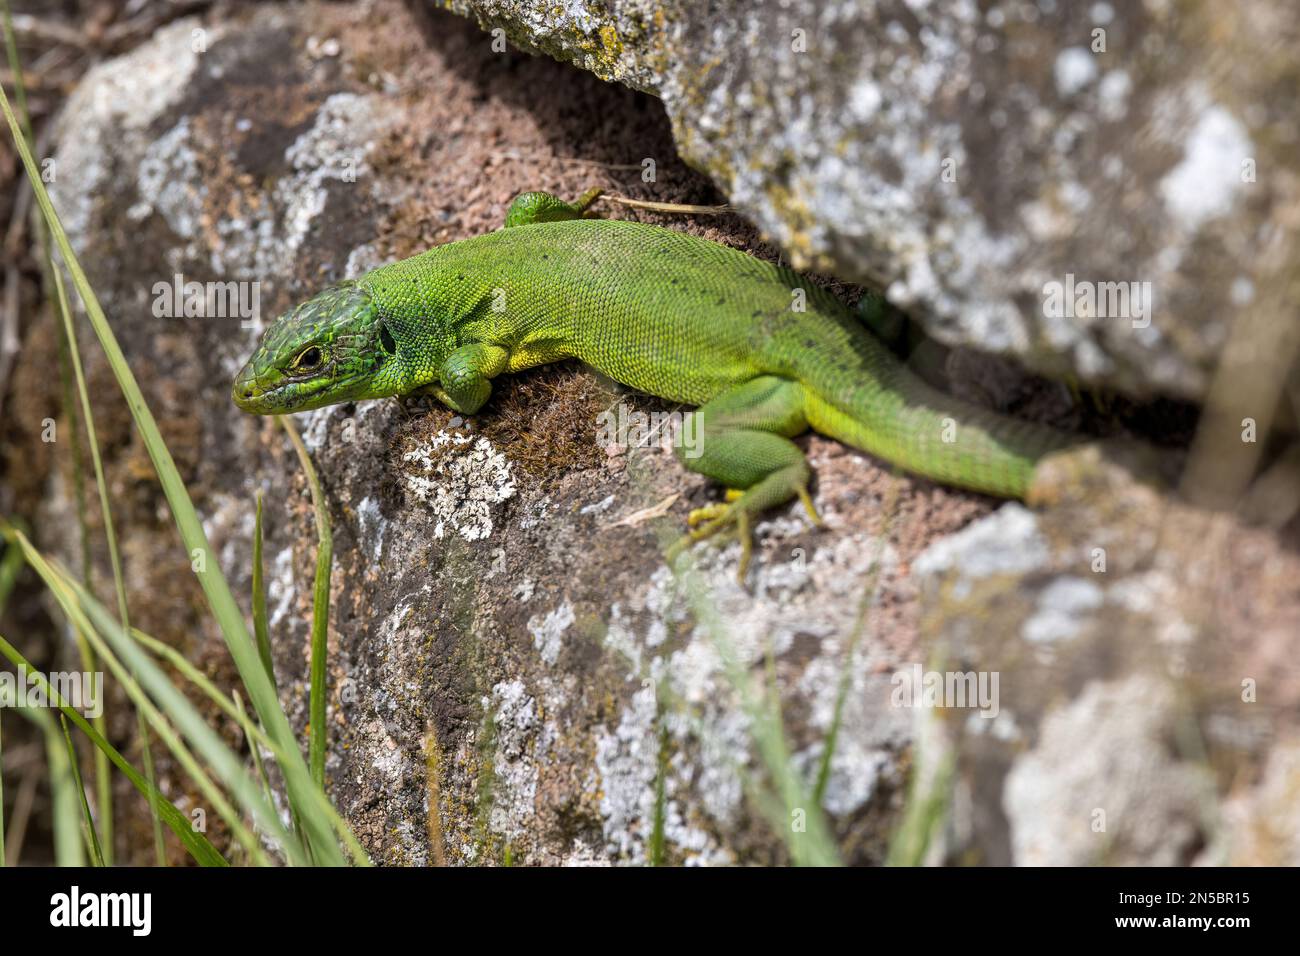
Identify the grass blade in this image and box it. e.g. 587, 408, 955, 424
649, 718, 667, 867
0, 633, 227, 865
132, 627, 371, 865
233, 690, 276, 824
15, 535, 299, 865
48, 263, 133, 862
666, 549, 841, 866
279, 417, 332, 788
7, 531, 286, 864
59, 713, 104, 866
0, 531, 22, 612
423, 722, 447, 867
252, 491, 276, 691
0, 2, 29, 142
0, 81, 346, 866
3, 701, 86, 865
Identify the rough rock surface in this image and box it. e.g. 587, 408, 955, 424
442, 0, 1300, 400
35, 3, 947, 864
910, 462, 1300, 866
8, 1, 1297, 866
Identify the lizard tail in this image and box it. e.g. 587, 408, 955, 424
800, 365, 1079, 499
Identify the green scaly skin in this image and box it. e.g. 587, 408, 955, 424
234, 191, 1078, 575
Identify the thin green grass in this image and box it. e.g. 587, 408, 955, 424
1, 80, 350, 866
649, 716, 668, 867
423, 721, 448, 867
667, 548, 842, 865
813, 480, 900, 810
2, 2, 116, 860
0, 632, 227, 865
59, 714, 104, 865
232, 689, 277, 826
252, 491, 276, 691
2, 688, 85, 865
0, 532, 22, 610
13, 533, 283, 864
279, 417, 332, 788
131, 627, 369, 865
885, 738, 955, 867
50, 263, 154, 862
473, 704, 498, 862
2, 5, 93, 592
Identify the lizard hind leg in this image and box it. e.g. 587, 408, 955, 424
668, 376, 816, 583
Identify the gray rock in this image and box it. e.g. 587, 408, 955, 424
25, 0, 1297, 869
1003, 675, 1214, 866
37, 6, 923, 865
443, 0, 1300, 398
909, 446, 1300, 865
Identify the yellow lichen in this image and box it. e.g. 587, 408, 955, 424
599, 22, 623, 58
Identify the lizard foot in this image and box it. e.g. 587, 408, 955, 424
671, 485, 819, 583
686, 489, 745, 528
668, 501, 755, 584
668, 464, 819, 584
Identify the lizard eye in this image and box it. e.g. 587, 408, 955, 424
293, 346, 324, 372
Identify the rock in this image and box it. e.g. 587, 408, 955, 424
21, 0, 1298, 868
909, 469, 1300, 865
1003, 675, 1214, 866
442, 0, 1300, 399
1219, 739, 1300, 866
34, 2, 963, 865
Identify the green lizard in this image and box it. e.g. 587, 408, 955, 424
233, 190, 1078, 575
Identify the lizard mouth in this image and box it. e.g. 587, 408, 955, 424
232, 367, 354, 414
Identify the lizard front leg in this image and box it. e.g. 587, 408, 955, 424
424, 342, 509, 414
504, 189, 603, 227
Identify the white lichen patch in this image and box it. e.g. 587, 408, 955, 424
133, 118, 206, 240
1021, 576, 1104, 653
487, 680, 540, 843
912, 503, 1048, 589
402, 432, 516, 541
1160, 100, 1252, 234
1003, 674, 1214, 865
528, 601, 575, 666
51, 18, 213, 245
214, 91, 402, 283
593, 518, 906, 858
594, 685, 730, 864
356, 495, 388, 564
793, 650, 907, 817
267, 545, 297, 630
370, 725, 407, 784
593, 685, 658, 860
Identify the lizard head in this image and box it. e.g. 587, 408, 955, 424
232, 281, 405, 414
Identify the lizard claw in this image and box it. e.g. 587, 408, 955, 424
669, 499, 755, 584
797, 486, 823, 526
671, 484, 820, 583
686, 503, 730, 527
